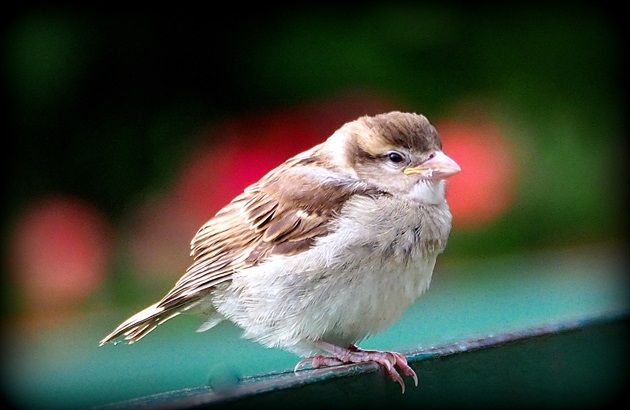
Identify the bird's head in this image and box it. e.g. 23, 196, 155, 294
325, 111, 461, 203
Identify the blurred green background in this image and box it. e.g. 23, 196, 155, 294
1, 5, 626, 409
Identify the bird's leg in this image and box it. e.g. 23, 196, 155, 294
294, 341, 418, 393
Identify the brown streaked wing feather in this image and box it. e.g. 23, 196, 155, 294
155, 162, 383, 311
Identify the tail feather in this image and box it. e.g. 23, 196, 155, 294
99, 303, 181, 346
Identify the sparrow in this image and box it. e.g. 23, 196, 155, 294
100, 111, 461, 393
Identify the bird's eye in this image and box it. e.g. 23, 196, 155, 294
387, 152, 405, 163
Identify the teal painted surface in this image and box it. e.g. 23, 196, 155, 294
2, 245, 628, 409
96, 316, 628, 409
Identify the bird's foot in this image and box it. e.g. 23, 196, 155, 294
294, 341, 418, 393
294, 355, 345, 370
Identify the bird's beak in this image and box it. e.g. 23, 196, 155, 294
404, 151, 461, 180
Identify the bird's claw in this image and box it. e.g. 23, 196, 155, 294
294, 342, 418, 393
355, 349, 417, 394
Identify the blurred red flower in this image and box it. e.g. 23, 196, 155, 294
8, 195, 113, 311
438, 119, 518, 229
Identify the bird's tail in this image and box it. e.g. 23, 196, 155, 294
99, 303, 182, 346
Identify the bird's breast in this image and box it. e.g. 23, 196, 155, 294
214, 194, 452, 354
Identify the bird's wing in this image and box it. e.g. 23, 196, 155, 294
156, 163, 378, 311
99, 155, 383, 345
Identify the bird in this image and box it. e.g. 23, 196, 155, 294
99, 111, 461, 393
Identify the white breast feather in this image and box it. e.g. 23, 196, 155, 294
211, 193, 451, 356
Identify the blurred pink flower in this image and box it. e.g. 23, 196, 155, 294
438, 118, 518, 229
8, 195, 113, 311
